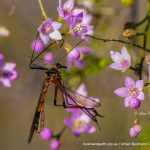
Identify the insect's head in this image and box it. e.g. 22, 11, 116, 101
45, 67, 57, 76
56, 63, 67, 69
49, 67, 58, 74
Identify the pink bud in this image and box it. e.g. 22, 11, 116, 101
50, 139, 60, 150
31, 39, 45, 53
68, 49, 80, 61
44, 52, 54, 63
134, 124, 142, 133
40, 128, 53, 140
129, 127, 137, 138
129, 99, 140, 109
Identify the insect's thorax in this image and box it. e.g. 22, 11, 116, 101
45, 69, 62, 86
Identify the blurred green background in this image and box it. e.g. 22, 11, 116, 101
0, 0, 150, 150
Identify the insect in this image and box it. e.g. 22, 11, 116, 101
28, 62, 102, 143
28, 37, 103, 143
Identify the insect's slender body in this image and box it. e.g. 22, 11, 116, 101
28, 77, 50, 143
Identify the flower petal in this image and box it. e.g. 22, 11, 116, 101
137, 92, 144, 101
10, 70, 19, 80
136, 80, 144, 91
85, 125, 96, 133
79, 114, 91, 123
125, 76, 135, 88
0, 53, 4, 68
114, 87, 129, 97
51, 22, 62, 30
124, 97, 131, 107
63, 0, 74, 10
110, 51, 123, 63
109, 63, 122, 70
57, 0, 64, 18
64, 118, 72, 128
3, 62, 16, 71
76, 83, 87, 96
121, 47, 131, 62
0, 78, 11, 87
40, 34, 49, 45
49, 30, 62, 40
72, 8, 84, 17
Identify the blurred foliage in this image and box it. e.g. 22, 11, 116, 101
61, 55, 108, 88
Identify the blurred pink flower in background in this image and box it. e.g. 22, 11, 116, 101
0, 53, 19, 87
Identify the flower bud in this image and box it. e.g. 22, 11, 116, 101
50, 139, 60, 150
31, 39, 45, 53
40, 128, 53, 140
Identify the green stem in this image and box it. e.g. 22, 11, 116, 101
38, 0, 48, 20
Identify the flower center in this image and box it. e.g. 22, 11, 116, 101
120, 59, 129, 68
130, 88, 139, 97
42, 23, 52, 34
73, 120, 84, 129
74, 23, 83, 33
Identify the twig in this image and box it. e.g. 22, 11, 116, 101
87, 35, 150, 52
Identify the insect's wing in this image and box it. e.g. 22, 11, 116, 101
64, 88, 101, 108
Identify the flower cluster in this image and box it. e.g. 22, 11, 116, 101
37, 0, 93, 45
109, 46, 144, 138
0, 53, 18, 87
58, 0, 93, 42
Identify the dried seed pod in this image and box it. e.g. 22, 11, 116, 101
122, 28, 136, 39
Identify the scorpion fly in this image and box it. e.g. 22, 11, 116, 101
28, 37, 103, 143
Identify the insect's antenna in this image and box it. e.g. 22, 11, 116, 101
58, 39, 84, 62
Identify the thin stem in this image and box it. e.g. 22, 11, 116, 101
38, 0, 48, 20
88, 35, 150, 52
132, 15, 149, 28
55, 126, 67, 140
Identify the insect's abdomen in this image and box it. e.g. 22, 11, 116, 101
33, 111, 40, 131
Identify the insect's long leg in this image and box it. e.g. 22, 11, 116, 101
30, 63, 48, 70
53, 86, 64, 107
29, 32, 39, 67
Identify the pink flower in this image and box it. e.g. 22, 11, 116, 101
38, 18, 62, 45
109, 47, 131, 72
57, 0, 74, 19
114, 76, 144, 108
0, 53, 19, 87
